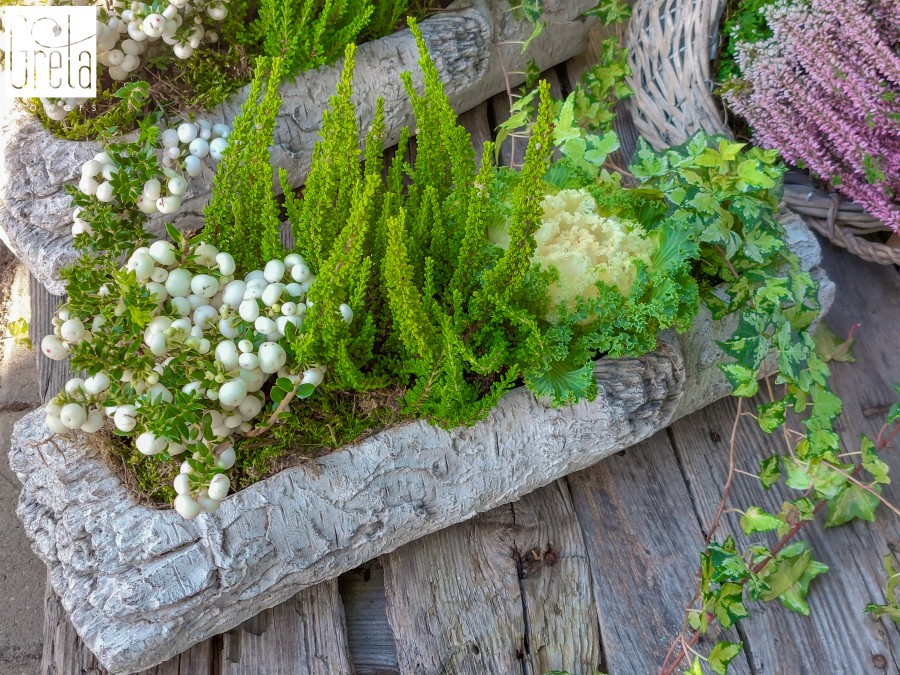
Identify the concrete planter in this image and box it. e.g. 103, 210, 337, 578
9, 214, 833, 673
0, 0, 600, 295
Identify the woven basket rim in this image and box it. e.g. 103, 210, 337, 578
625, 0, 900, 265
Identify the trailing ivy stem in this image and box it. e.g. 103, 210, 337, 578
661, 418, 900, 675
705, 398, 744, 545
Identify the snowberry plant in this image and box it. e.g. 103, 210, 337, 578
35, 0, 232, 120
42, 232, 332, 518
70, 115, 228, 248
44, 113, 339, 519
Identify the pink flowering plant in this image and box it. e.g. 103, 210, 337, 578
723, 0, 900, 232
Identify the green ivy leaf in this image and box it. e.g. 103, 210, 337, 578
708, 641, 743, 674
861, 436, 890, 484
740, 506, 784, 534
719, 363, 758, 398
685, 657, 704, 675
813, 323, 854, 363
825, 484, 881, 527
865, 602, 900, 622
756, 400, 786, 433
758, 454, 781, 489
758, 542, 828, 615
713, 582, 748, 628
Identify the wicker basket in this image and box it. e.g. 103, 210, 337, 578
625, 0, 900, 266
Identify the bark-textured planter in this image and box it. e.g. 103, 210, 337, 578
9, 213, 834, 673
0, 0, 600, 296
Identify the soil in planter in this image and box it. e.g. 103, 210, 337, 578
106, 384, 410, 507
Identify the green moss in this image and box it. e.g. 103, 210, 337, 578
114, 385, 407, 505
108, 435, 178, 507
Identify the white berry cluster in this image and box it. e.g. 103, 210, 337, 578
41, 238, 346, 519
99, 0, 228, 77
74, 119, 229, 232
35, 1, 230, 120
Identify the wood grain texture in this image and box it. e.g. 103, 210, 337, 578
218, 580, 352, 675
1, 0, 601, 295
382, 480, 602, 675
566, 434, 751, 674
29, 274, 75, 405
338, 563, 400, 675
670, 243, 900, 672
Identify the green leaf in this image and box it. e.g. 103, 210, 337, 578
756, 400, 786, 433
719, 363, 758, 398
740, 506, 784, 534
758, 453, 781, 490
758, 543, 828, 615
525, 356, 596, 407
713, 582, 748, 628
270, 386, 285, 404
813, 323, 854, 363
6, 317, 31, 349
865, 602, 900, 622
736, 158, 777, 190
296, 383, 316, 399
685, 657, 704, 675
165, 222, 183, 246
708, 641, 743, 674
825, 484, 881, 527
861, 436, 890, 484
275, 377, 294, 393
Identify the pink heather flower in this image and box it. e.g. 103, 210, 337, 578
725, 0, 900, 233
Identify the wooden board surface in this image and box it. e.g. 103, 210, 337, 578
218, 580, 352, 675
338, 563, 399, 674
381, 481, 603, 675
669, 242, 900, 673
566, 434, 752, 674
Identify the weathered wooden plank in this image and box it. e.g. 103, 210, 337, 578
457, 102, 493, 163
338, 563, 400, 674
510, 481, 604, 674
381, 481, 602, 675
566, 433, 751, 674
382, 511, 527, 675
669, 243, 900, 672
218, 580, 352, 675
29, 275, 75, 405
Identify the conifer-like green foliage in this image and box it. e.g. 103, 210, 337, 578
240, 0, 374, 77
208, 18, 792, 433
205, 58, 285, 273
